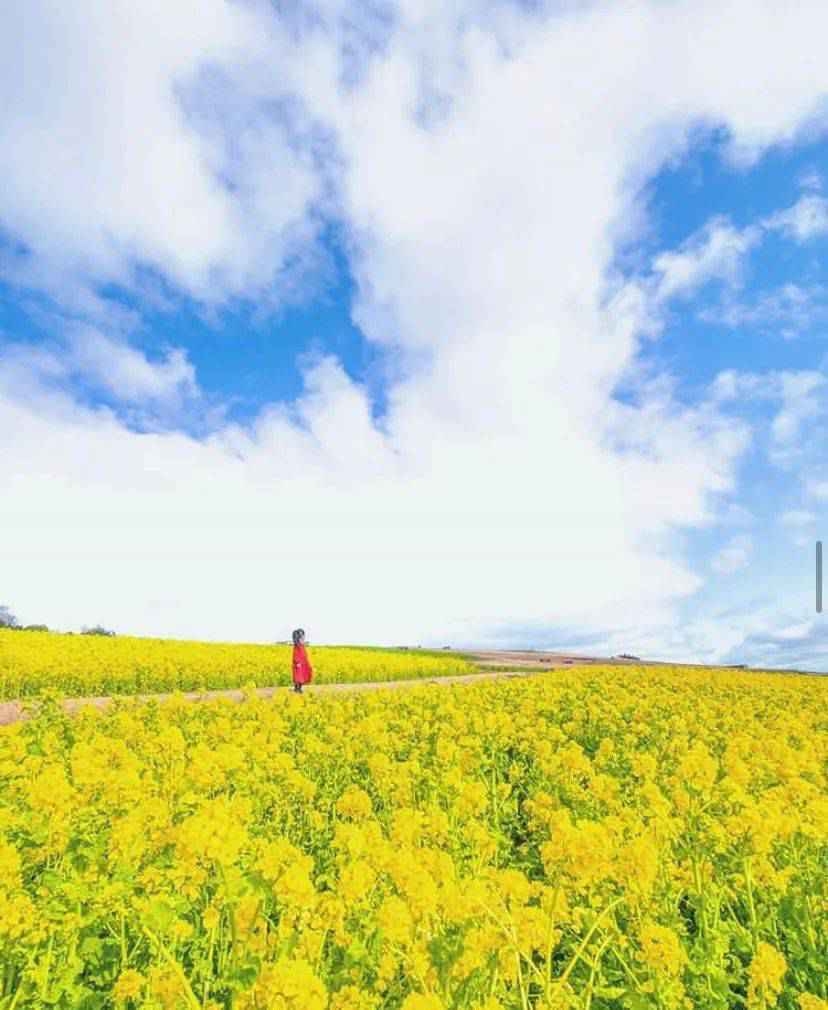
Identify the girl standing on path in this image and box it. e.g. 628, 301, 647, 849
292, 628, 313, 693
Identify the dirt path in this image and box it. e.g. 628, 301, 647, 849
0, 650, 819, 728
0, 667, 543, 727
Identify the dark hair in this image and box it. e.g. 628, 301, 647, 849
292, 628, 305, 645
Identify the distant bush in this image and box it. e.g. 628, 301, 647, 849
81, 625, 116, 637
0, 606, 18, 629
0, 608, 50, 632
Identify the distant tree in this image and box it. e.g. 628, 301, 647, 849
21, 624, 49, 632
0, 606, 19, 629
81, 625, 116, 637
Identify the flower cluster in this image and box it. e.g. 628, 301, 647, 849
0, 629, 476, 699
0, 661, 826, 1009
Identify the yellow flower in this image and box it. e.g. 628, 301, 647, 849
0, 840, 22, 890
336, 786, 374, 821
677, 741, 718, 793
400, 993, 445, 1010
748, 942, 787, 1005
637, 922, 687, 977
246, 958, 327, 1010
630, 751, 658, 780
456, 781, 488, 818
234, 894, 262, 937
494, 868, 532, 908
168, 918, 193, 942
377, 895, 413, 946
513, 905, 558, 955
275, 863, 317, 910
256, 838, 303, 882
339, 860, 376, 905
328, 985, 379, 1010
147, 965, 185, 1010
0, 890, 42, 942
799, 995, 828, 1010
615, 833, 659, 900
113, 969, 146, 1003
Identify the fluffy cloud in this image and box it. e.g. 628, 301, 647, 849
765, 194, 828, 242
708, 368, 827, 473
699, 283, 828, 340
0, 1, 326, 309
780, 510, 818, 527
806, 480, 828, 502
710, 534, 753, 575
3, 0, 828, 660
0, 326, 203, 435
651, 219, 761, 303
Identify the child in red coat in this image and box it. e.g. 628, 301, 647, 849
292, 628, 313, 693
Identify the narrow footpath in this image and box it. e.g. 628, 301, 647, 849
0, 667, 540, 727
0, 650, 817, 728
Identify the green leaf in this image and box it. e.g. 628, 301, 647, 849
78, 936, 104, 960
346, 939, 369, 963
145, 898, 176, 932
227, 963, 259, 988
70, 988, 106, 1010
622, 994, 657, 1010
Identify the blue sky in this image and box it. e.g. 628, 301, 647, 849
3, 1, 828, 670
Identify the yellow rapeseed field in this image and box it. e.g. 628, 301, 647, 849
0, 630, 476, 700
1, 663, 827, 1009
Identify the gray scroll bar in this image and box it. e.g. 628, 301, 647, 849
818, 541, 823, 613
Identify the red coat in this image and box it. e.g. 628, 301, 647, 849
292, 643, 313, 685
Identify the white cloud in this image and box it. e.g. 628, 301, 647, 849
773, 620, 815, 641
69, 327, 199, 405
806, 480, 828, 502
770, 372, 826, 447
0, 1, 326, 309
707, 368, 827, 460
699, 283, 828, 340
717, 502, 755, 527
780, 510, 818, 526
798, 168, 823, 191
0, 323, 210, 441
3, 0, 828, 651
765, 194, 828, 241
710, 534, 753, 574
651, 218, 761, 303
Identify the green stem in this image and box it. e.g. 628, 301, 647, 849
743, 857, 758, 949
202, 926, 216, 1009
545, 886, 562, 995
315, 928, 330, 978
692, 857, 707, 940
611, 943, 646, 989
488, 963, 500, 998
548, 897, 626, 1001
142, 926, 202, 1010
584, 935, 613, 1010
6, 981, 24, 1010
515, 952, 529, 1010
39, 933, 54, 1002
491, 767, 500, 868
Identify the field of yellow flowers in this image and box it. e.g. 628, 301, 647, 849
0, 630, 476, 700
1, 662, 827, 1010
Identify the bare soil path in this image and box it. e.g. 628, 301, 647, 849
0, 650, 819, 728
0, 667, 540, 727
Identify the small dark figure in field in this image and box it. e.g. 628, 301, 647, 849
292, 628, 313, 693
